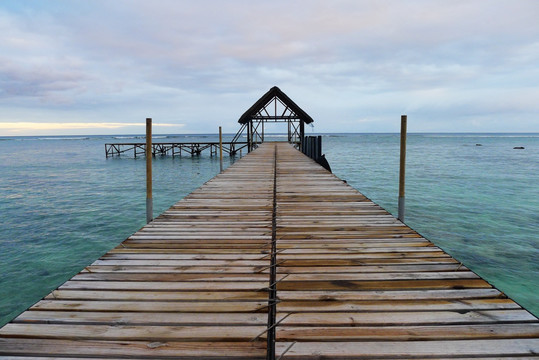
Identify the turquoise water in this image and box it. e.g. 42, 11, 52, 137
0, 133, 538, 326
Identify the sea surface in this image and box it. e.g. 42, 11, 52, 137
0, 133, 538, 326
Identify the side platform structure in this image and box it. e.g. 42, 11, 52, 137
1, 142, 538, 358
105, 141, 248, 158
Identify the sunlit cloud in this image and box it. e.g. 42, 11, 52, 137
0, 122, 183, 135
0, 122, 181, 129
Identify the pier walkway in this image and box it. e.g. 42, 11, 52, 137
1, 142, 538, 358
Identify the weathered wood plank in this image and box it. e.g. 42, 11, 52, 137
0, 339, 267, 358
30, 300, 269, 313
276, 288, 503, 300
279, 310, 538, 326
0, 323, 268, 341
71, 273, 272, 281
274, 339, 539, 358
279, 264, 468, 273
89, 260, 270, 267
59, 280, 269, 291
277, 299, 521, 312
277, 279, 491, 291
81, 265, 270, 273
44, 290, 268, 301
13, 311, 268, 325
275, 324, 539, 341
283, 271, 480, 281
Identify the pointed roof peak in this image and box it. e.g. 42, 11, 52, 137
238, 87, 314, 124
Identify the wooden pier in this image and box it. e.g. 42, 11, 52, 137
1, 142, 538, 358
105, 141, 249, 157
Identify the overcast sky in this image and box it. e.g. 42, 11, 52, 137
1, 0, 538, 135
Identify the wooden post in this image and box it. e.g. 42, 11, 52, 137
398, 115, 407, 222
146, 118, 153, 223
219, 126, 223, 172
288, 120, 291, 142
247, 121, 252, 152
300, 120, 305, 151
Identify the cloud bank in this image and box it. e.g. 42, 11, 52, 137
1, 0, 538, 134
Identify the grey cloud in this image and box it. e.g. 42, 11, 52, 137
1, 0, 538, 132
0, 58, 89, 102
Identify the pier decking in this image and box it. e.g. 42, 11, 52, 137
1, 142, 538, 358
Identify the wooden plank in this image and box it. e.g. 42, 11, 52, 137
274, 324, 539, 341
71, 272, 272, 281
13, 311, 268, 325
0, 339, 267, 358
279, 264, 469, 273
276, 288, 503, 300
277, 299, 521, 312
279, 310, 538, 326
80, 266, 271, 274
30, 300, 269, 313
283, 271, 480, 281
0, 323, 267, 341
277, 279, 491, 291
100, 253, 270, 259
59, 280, 268, 291
44, 290, 268, 301
274, 339, 539, 358
279, 258, 458, 266
88, 260, 270, 267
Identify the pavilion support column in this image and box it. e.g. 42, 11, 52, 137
288, 120, 291, 142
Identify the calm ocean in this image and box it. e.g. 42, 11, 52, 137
0, 133, 538, 326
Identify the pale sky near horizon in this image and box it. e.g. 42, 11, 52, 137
1, 0, 538, 136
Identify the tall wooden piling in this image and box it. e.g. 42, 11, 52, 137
398, 115, 407, 222
146, 118, 153, 223
219, 126, 223, 172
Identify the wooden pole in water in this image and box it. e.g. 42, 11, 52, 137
300, 120, 305, 151
146, 118, 153, 223
247, 121, 252, 152
398, 115, 407, 222
219, 126, 223, 172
